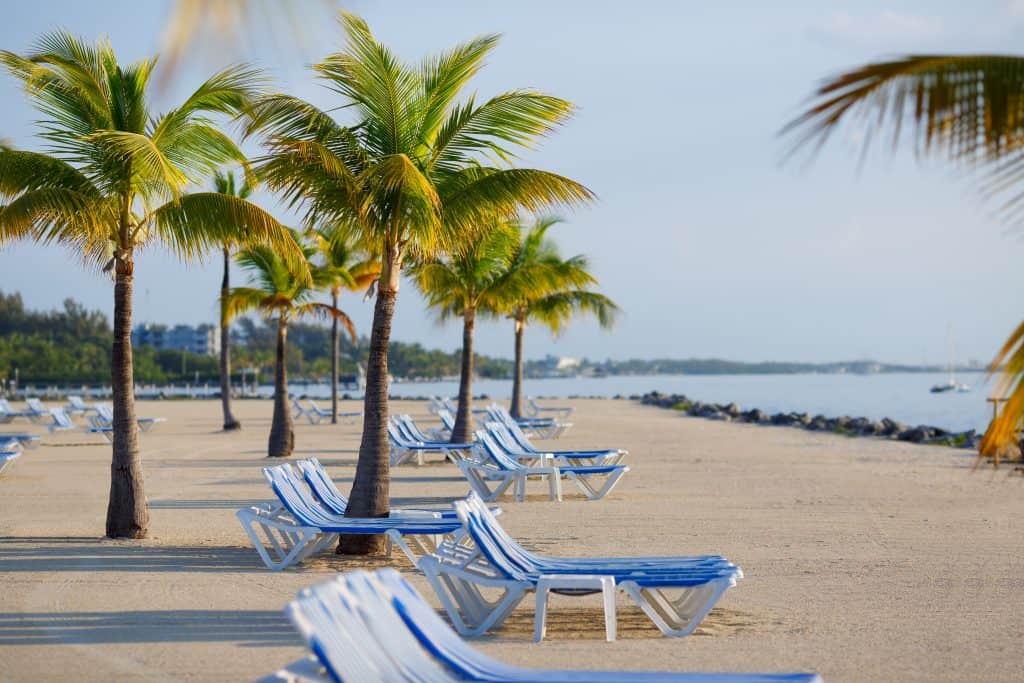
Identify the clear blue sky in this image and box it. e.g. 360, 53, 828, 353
1, 1, 1021, 365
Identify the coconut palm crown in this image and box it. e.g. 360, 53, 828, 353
310, 223, 380, 423
412, 221, 522, 442
497, 218, 619, 418
225, 231, 356, 457
243, 13, 594, 553
0, 32, 302, 538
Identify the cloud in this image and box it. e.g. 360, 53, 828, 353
809, 10, 944, 47
1006, 0, 1024, 17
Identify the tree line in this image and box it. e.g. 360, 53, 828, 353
0, 291, 517, 385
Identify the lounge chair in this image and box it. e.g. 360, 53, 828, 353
66, 395, 100, 415
419, 496, 740, 639
0, 434, 41, 449
388, 422, 472, 467
90, 404, 167, 432
0, 399, 32, 423
295, 457, 495, 521
24, 398, 51, 423
395, 413, 449, 442
460, 430, 628, 502
237, 464, 463, 570
486, 404, 572, 439
0, 445, 21, 476
265, 569, 820, 683
44, 408, 79, 434
428, 396, 446, 415
291, 398, 320, 424
525, 396, 574, 419
486, 421, 627, 466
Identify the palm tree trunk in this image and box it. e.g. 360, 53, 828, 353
330, 288, 339, 425
220, 246, 240, 431
509, 315, 526, 419
450, 307, 475, 443
106, 253, 149, 538
268, 317, 294, 457
342, 251, 399, 555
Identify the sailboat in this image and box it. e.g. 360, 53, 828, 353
930, 325, 970, 393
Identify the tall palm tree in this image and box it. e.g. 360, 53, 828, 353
245, 14, 593, 553
0, 32, 301, 538
413, 222, 521, 443
499, 218, 619, 418
310, 225, 380, 424
225, 233, 356, 457
782, 55, 1024, 452
212, 169, 252, 431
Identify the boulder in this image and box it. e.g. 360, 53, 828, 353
721, 402, 741, 417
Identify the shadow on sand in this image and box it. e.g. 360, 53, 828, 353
0, 609, 298, 647
0, 537, 266, 573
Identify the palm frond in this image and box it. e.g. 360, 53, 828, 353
149, 193, 308, 282
981, 321, 1024, 453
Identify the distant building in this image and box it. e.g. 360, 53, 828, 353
132, 323, 220, 356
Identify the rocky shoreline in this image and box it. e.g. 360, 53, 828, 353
638, 391, 982, 450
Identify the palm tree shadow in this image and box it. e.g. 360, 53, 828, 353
0, 537, 268, 573
0, 609, 298, 647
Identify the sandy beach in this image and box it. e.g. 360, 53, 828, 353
0, 398, 1021, 682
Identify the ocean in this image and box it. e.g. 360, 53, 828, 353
274, 371, 995, 433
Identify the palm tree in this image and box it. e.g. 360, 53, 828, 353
0, 32, 301, 538
245, 14, 593, 553
782, 55, 1024, 453
413, 222, 521, 443
225, 233, 356, 457
310, 225, 380, 424
212, 169, 252, 431
499, 218, 620, 419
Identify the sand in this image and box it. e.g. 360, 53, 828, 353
0, 398, 1021, 682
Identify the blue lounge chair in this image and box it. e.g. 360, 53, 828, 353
524, 396, 574, 420
388, 421, 472, 466
66, 395, 100, 415
0, 440, 22, 475
91, 404, 166, 432
485, 422, 626, 466
0, 434, 41, 449
486, 404, 572, 439
295, 457, 497, 521
264, 569, 821, 683
0, 398, 34, 424
460, 430, 628, 502
24, 398, 51, 423
418, 496, 740, 639
237, 463, 463, 570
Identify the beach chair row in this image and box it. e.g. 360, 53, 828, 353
291, 398, 362, 425
238, 461, 739, 641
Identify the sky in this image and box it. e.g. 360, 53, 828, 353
0, 0, 1022, 366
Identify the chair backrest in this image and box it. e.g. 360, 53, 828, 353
375, 568, 495, 680
67, 396, 86, 409
442, 397, 457, 413
437, 409, 455, 432
486, 423, 530, 456
0, 398, 12, 414
50, 408, 75, 429
296, 458, 349, 515
95, 404, 114, 423
287, 571, 457, 683
397, 415, 431, 442
471, 430, 519, 471
262, 464, 336, 528
387, 421, 416, 446
27, 398, 46, 413
452, 498, 530, 581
